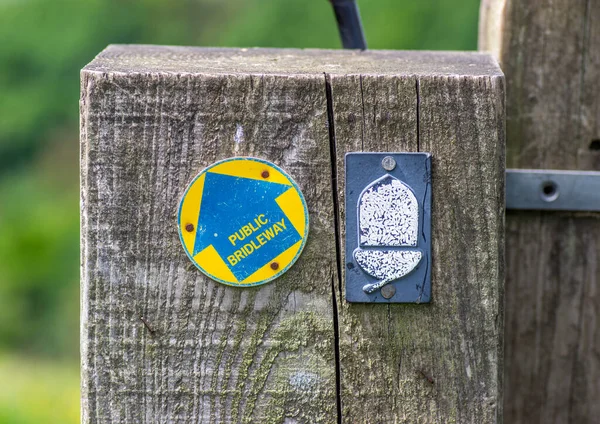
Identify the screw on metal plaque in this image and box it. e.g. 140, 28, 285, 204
381, 284, 396, 299
381, 156, 396, 171
345, 153, 432, 303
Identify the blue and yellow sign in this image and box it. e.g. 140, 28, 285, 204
178, 157, 309, 287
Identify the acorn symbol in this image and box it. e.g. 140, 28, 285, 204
353, 174, 422, 294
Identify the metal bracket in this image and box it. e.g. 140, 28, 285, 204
506, 169, 600, 211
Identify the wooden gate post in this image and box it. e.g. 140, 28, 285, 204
480, 1, 600, 422
329, 55, 505, 422
81, 46, 505, 423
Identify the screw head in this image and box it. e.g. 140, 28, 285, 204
381, 284, 396, 299
381, 156, 396, 171
270, 262, 279, 270
261, 170, 270, 178
185, 223, 194, 232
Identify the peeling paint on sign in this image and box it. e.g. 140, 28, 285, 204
178, 157, 309, 287
355, 250, 422, 293
358, 175, 419, 247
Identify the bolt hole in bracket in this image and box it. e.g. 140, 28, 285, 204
345, 153, 432, 303
506, 169, 600, 211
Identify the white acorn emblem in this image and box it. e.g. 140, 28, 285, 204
353, 175, 422, 293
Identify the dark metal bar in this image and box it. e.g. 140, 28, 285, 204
330, 0, 367, 50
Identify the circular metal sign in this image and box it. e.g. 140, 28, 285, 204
178, 157, 309, 287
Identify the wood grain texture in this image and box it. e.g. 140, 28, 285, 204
81, 46, 505, 423
81, 46, 338, 424
480, 1, 600, 422
328, 59, 505, 421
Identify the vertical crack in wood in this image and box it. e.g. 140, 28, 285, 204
415, 76, 428, 303
330, 274, 343, 424
416, 78, 421, 152
324, 72, 343, 424
359, 75, 366, 151
324, 73, 343, 297
576, 0, 592, 145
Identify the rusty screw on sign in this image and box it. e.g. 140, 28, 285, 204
381, 284, 396, 299
185, 223, 194, 232
261, 170, 270, 179
270, 262, 279, 270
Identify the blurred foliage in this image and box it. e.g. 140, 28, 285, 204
0, 0, 479, 421
0, 353, 79, 424
0, 0, 479, 174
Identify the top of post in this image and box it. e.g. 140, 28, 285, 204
83, 45, 503, 78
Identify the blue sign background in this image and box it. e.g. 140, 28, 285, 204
194, 172, 301, 281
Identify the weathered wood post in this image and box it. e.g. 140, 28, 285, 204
81, 46, 504, 423
480, 1, 600, 422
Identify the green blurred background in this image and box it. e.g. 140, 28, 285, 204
0, 0, 479, 422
